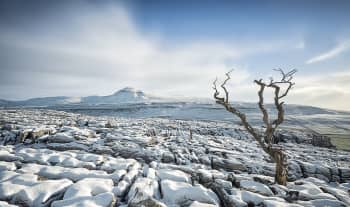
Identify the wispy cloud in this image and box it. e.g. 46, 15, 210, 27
0, 2, 302, 100
306, 40, 350, 64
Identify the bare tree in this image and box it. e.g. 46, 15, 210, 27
213, 69, 296, 185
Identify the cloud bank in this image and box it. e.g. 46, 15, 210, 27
0, 1, 349, 111
0, 2, 300, 99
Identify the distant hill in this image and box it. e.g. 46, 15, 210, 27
0, 87, 163, 107
81, 87, 159, 104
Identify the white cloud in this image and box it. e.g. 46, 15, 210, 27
287, 71, 350, 111
306, 40, 350, 64
0, 2, 312, 103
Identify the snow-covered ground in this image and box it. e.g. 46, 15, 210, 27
0, 109, 349, 207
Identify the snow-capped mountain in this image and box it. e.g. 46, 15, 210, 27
81, 87, 153, 104
0, 87, 162, 107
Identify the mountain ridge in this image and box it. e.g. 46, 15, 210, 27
0, 87, 161, 107
1, 88, 349, 115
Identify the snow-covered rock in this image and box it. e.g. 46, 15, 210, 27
48, 133, 75, 143
0, 109, 350, 207
263, 200, 303, 207
0, 150, 22, 162
0, 161, 16, 171
240, 190, 285, 206
0, 171, 38, 200
239, 180, 274, 196
0, 201, 17, 207
161, 179, 219, 205
157, 169, 190, 183
12, 179, 73, 207
63, 178, 114, 199
297, 199, 347, 207
127, 177, 159, 202
189, 201, 219, 207
288, 181, 337, 201
52, 192, 116, 207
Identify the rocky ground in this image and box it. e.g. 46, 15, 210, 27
0, 109, 349, 207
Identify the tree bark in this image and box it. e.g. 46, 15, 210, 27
213, 69, 296, 186
270, 148, 288, 185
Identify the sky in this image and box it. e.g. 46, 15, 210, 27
0, 0, 350, 111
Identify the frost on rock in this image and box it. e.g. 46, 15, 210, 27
0, 161, 16, 171
100, 157, 136, 172
0, 150, 22, 162
48, 133, 75, 143
52, 192, 116, 207
0, 109, 349, 206
0, 171, 38, 200
127, 177, 159, 202
240, 190, 285, 206
288, 181, 337, 201
161, 179, 219, 205
12, 179, 73, 207
239, 180, 274, 196
263, 200, 303, 207
157, 169, 191, 183
297, 199, 348, 207
0, 201, 17, 207
189, 201, 219, 207
63, 178, 114, 200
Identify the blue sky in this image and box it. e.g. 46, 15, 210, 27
0, 0, 350, 110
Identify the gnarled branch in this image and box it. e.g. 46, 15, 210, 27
213, 68, 296, 185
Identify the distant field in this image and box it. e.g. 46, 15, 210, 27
325, 134, 350, 151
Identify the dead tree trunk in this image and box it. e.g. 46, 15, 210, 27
269, 147, 288, 185
213, 68, 296, 185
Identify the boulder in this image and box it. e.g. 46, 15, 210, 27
48, 133, 75, 143
297, 199, 347, 207
162, 152, 175, 163
161, 180, 219, 205
63, 178, 114, 200
239, 180, 274, 196
127, 177, 159, 202
212, 156, 247, 172
52, 192, 116, 207
157, 169, 190, 183
12, 179, 73, 207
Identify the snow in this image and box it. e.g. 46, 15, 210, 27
127, 177, 159, 202
263, 200, 303, 207
240, 180, 274, 196
0, 161, 16, 171
240, 190, 285, 205
12, 179, 72, 207
18, 163, 122, 182
52, 192, 115, 207
123, 168, 139, 183
0, 201, 17, 207
48, 133, 76, 143
161, 179, 219, 205
288, 181, 337, 200
0, 150, 22, 162
189, 201, 219, 207
297, 199, 348, 207
320, 186, 350, 205
0, 171, 38, 200
63, 178, 114, 199
157, 169, 190, 183
0, 109, 349, 206
100, 157, 136, 172
112, 180, 130, 197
